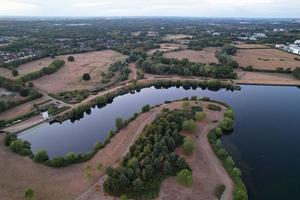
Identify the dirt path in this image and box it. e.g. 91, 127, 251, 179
157, 103, 234, 200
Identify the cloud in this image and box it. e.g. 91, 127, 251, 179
0, 0, 39, 13
0, 0, 299, 17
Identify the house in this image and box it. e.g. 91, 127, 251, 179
294, 40, 300, 45
290, 46, 300, 55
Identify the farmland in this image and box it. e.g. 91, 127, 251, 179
233, 49, 300, 70
147, 43, 188, 54
164, 47, 220, 64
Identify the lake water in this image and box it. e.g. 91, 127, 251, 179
19, 85, 300, 200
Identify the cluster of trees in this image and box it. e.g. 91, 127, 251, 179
139, 52, 237, 79
215, 44, 239, 68
0, 76, 42, 114
4, 134, 32, 156
188, 36, 232, 50
18, 60, 65, 82
293, 67, 300, 79
207, 107, 248, 200
109, 61, 131, 82
103, 109, 193, 199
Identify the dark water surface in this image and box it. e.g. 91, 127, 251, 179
19, 85, 300, 200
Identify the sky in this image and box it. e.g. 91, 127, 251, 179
0, 0, 300, 18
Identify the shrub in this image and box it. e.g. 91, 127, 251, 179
141, 104, 150, 113
195, 111, 206, 121
28, 82, 34, 87
121, 195, 129, 200
66, 152, 77, 164
115, 117, 123, 130
207, 104, 222, 111
182, 137, 195, 155
47, 156, 66, 167
24, 188, 34, 199
215, 127, 223, 137
176, 169, 193, 187
244, 65, 253, 71
33, 149, 49, 163
182, 119, 196, 132
68, 56, 75, 62
82, 73, 91, 81
215, 184, 226, 199
12, 69, 19, 77
9, 139, 32, 156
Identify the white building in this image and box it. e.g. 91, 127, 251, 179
294, 40, 300, 45
290, 46, 300, 55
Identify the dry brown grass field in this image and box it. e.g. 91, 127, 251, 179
147, 43, 188, 54
25, 50, 127, 93
164, 47, 220, 64
163, 34, 193, 41
233, 48, 300, 70
234, 43, 270, 49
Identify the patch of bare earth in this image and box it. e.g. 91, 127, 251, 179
157, 102, 233, 200
236, 70, 300, 86
164, 48, 220, 64
29, 50, 126, 93
0, 68, 14, 79
163, 34, 193, 41
233, 49, 300, 70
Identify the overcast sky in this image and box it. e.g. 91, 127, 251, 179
0, 0, 299, 18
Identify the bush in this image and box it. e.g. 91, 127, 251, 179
82, 73, 91, 81
12, 69, 19, 77
182, 138, 195, 155
182, 119, 196, 132
195, 111, 206, 121
225, 109, 235, 120
215, 184, 226, 199
68, 56, 75, 62
215, 127, 223, 137
115, 117, 123, 130
244, 65, 253, 71
24, 188, 34, 199
141, 104, 150, 113
176, 169, 193, 187
207, 104, 222, 111
28, 82, 34, 87
9, 139, 32, 156
33, 149, 49, 163
47, 156, 66, 167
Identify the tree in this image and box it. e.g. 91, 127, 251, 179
82, 73, 91, 81
115, 117, 123, 130
121, 195, 129, 200
293, 67, 300, 79
28, 82, 34, 87
66, 152, 77, 164
24, 188, 34, 200
220, 117, 234, 131
215, 127, 223, 137
33, 149, 49, 163
141, 104, 150, 112
195, 112, 206, 121
67, 56, 75, 62
12, 69, 19, 77
182, 119, 196, 132
133, 178, 143, 192
182, 138, 195, 155
176, 169, 193, 187
181, 101, 190, 110
225, 109, 235, 120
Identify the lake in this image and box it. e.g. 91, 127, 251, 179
19, 85, 300, 200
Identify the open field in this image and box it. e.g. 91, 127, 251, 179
163, 34, 193, 41
0, 68, 13, 79
27, 50, 126, 93
236, 70, 300, 86
164, 47, 220, 64
233, 49, 300, 70
147, 43, 188, 54
234, 43, 270, 49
